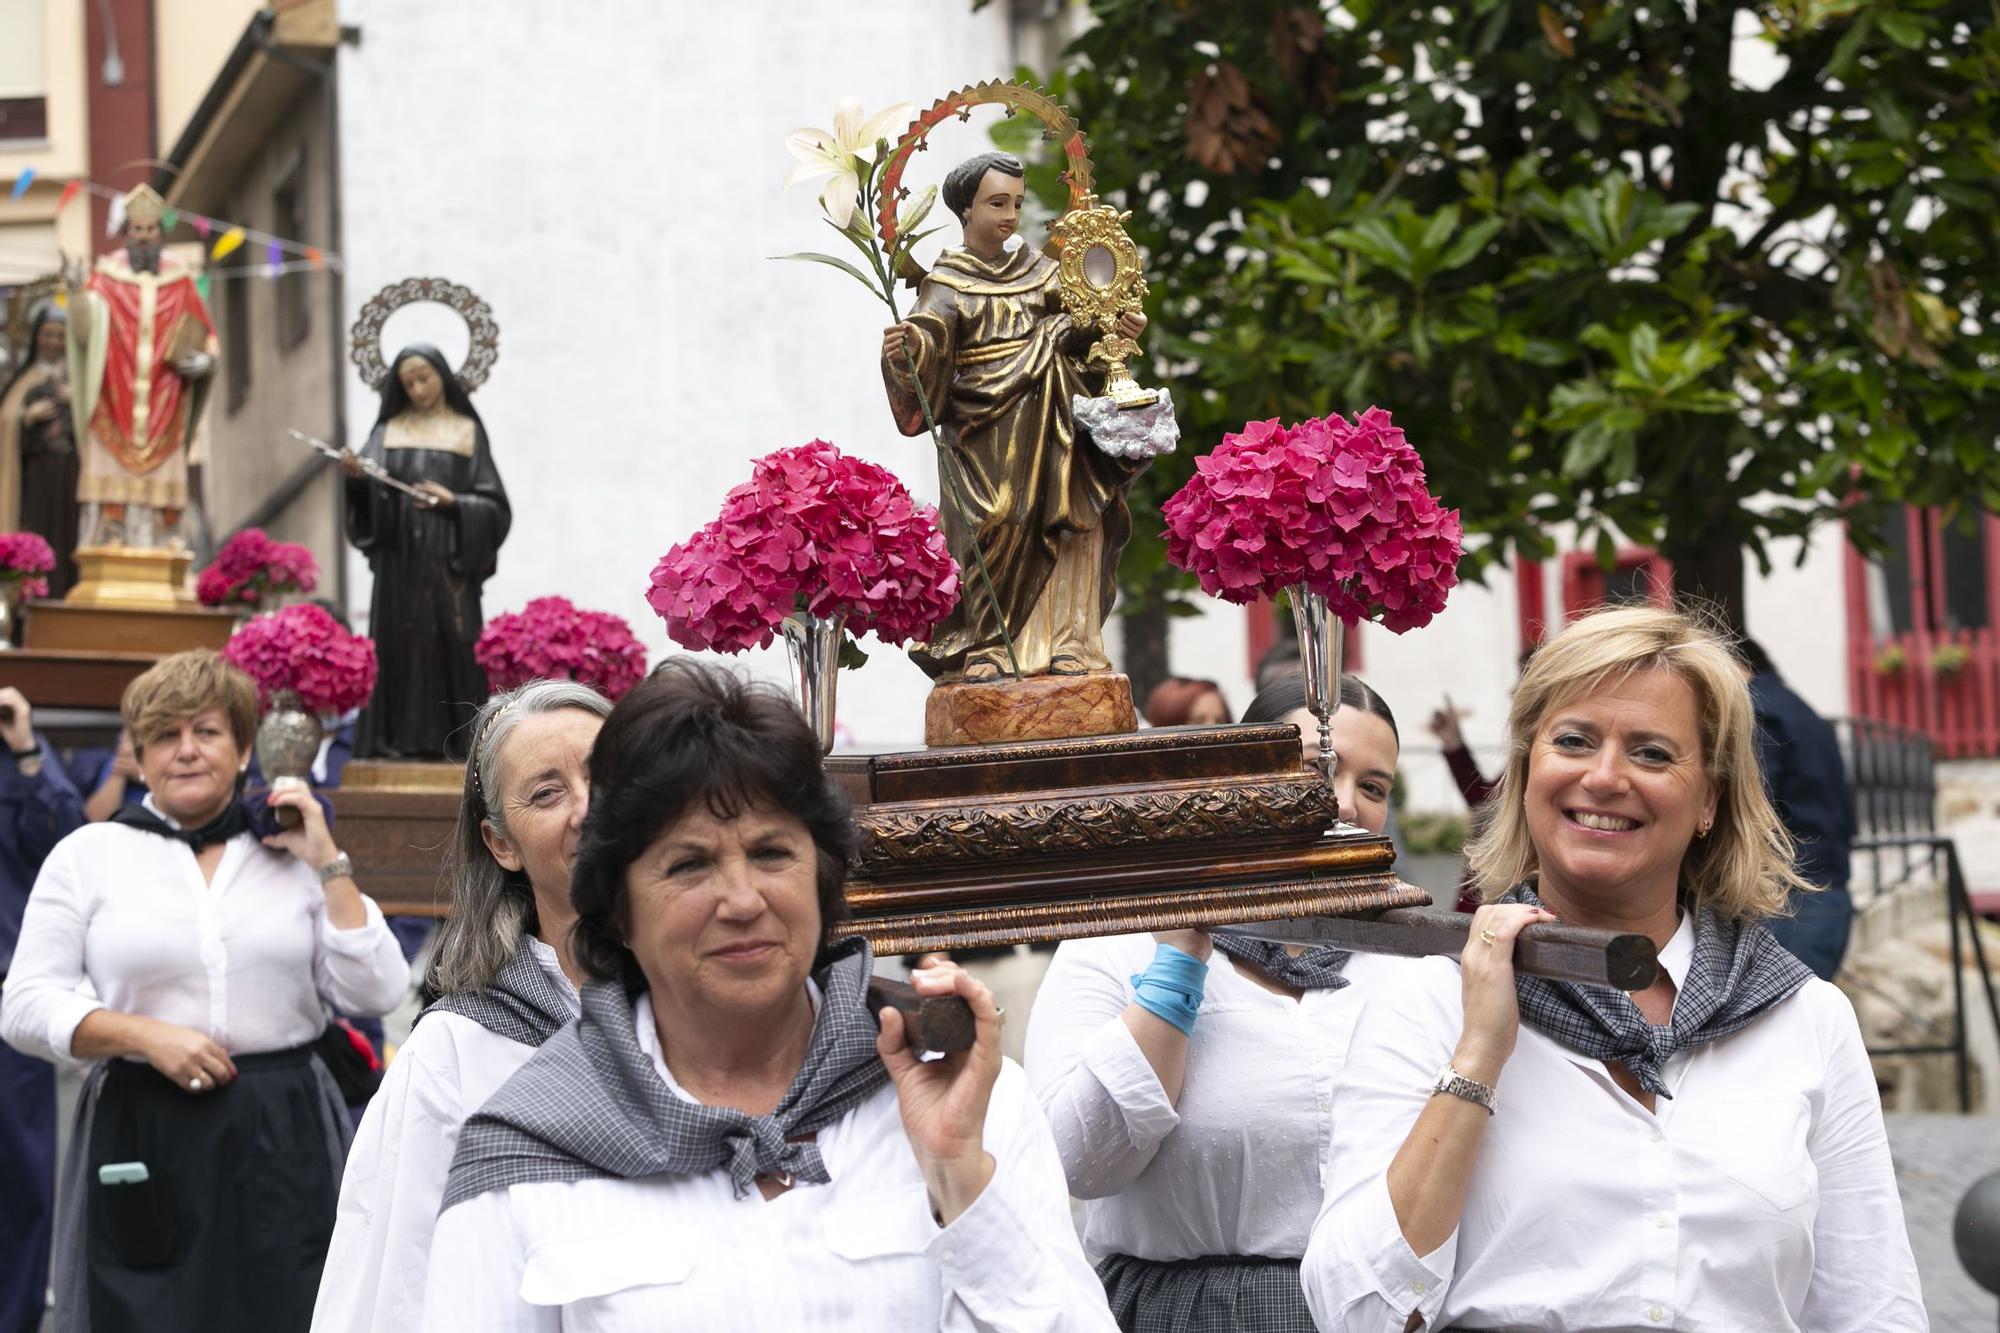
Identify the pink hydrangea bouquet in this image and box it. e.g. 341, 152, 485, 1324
222, 603, 378, 715
476, 596, 649, 701
197, 528, 319, 610
0, 531, 56, 601
646, 440, 960, 659
1162, 407, 1462, 633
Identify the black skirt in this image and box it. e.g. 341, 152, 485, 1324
77, 1043, 346, 1333
1097, 1252, 1316, 1333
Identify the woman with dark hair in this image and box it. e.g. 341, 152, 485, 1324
422, 660, 1115, 1330
314, 679, 611, 1332
1, 302, 81, 594
340, 345, 510, 758
1024, 674, 1404, 1333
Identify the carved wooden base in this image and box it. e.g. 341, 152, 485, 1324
330, 760, 466, 916
830, 724, 1429, 953
21, 600, 235, 656
924, 672, 1137, 747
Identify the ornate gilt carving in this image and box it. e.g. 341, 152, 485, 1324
852, 777, 1337, 873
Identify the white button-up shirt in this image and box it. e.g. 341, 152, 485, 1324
0, 821, 409, 1062
1024, 932, 1403, 1261
314, 936, 579, 1333
1302, 916, 1928, 1332
420, 993, 1120, 1331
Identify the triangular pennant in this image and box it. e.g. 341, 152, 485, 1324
163, 207, 179, 230
192, 215, 212, 239
56, 180, 81, 213
105, 195, 127, 238
304, 247, 325, 269
9, 166, 35, 200
211, 227, 246, 261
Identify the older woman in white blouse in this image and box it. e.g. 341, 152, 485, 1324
313, 678, 610, 1332
1302, 606, 1926, 1332
0, 650, 409, 1333
423, 660, 1116, 1331
1025, 677, 1406, 1332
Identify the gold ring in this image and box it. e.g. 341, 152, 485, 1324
1479, 927, 1498, 947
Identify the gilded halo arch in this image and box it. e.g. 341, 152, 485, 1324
873, 80, 1097, 279
349, 276, 501, 394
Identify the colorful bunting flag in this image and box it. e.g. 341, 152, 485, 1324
304, 247, 324, 269
211, 227, 246, 261
193, 215, 212, 239
9, 167, 34, 200
163, 207, 179, 230
56, 180, 81, 213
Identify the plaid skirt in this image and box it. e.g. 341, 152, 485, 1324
1097, 1252, 1315, 1333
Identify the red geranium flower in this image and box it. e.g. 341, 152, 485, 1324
646, 440, 960, 655
1162, 407, 1462, 633
475, 597, 649, 701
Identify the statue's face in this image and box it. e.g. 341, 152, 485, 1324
397, 357, 445, 411
124, 218, 164, 271
959, 169, 1025, 258
35, 319, 65, 362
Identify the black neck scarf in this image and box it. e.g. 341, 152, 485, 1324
442, 936, 893, 1210
1211, 934, 1352, 991
111, 799, 249, 850
1501, 882, 1813, 1097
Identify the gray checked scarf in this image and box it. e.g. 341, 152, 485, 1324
421, 937, 577, 1049
1211, 935, 1351, 991
1501, 882, 1813, 1097
441, 937, 891, 1210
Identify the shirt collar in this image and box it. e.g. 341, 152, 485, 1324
632, 982, 824, 1106
1657, 910, 1695, 991
139, 792, 180, 830
522, 934, 582, 1011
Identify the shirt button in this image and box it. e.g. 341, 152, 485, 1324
1413, 1281, 1427, 1296
1650, 1128, 1664, 1143
1649, 1307, 1666, 1322
1653, 1213, 1670, 1229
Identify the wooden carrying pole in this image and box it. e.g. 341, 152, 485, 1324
868, 909, 1657, 1054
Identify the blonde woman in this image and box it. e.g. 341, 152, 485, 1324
1301, 605, 1925, 1332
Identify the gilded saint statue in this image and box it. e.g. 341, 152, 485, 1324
61, 184, 218, 554
881, 152, 1150, 682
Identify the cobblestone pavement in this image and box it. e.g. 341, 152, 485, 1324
1889, 1113, 2000, 1332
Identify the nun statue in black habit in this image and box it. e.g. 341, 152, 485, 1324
341, 345, 509, 759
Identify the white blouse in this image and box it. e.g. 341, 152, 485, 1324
0, 821, 409, 1063
1302, 915, 1929, 1332
1023, 933, 1402, 1261
313, 936, 579, 1333
421, 995, 1120, 1332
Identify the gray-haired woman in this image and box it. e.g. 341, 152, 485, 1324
311, 679, 611, 1333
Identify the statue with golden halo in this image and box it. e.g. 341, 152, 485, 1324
61, 184, 219, 595
880, 149, 1164, 684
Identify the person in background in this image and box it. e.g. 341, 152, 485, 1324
1024, 677, 1403, 1332
1738, 637, 1856, 980
1302, 606, 1924, 1332
0, 651, 409, 1333
1428, 648, 1538, 912
1144, 677, 1233, 728
423, 661, 1116, 1330
0, 687, 85, 1333
82, 727, 147, 822
314, 679, 609, 1332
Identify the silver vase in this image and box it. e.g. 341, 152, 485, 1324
254, 689, 324, 829
0, 587, 15, 651
780, 611, 843, 756
1286, 585, 1345, 790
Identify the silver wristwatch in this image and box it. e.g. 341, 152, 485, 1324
1431, 1064, 1497, 1114
315, 851, 354, 885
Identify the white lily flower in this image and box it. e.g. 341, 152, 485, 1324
896, 184, 937, 236
783, 98, 914, 230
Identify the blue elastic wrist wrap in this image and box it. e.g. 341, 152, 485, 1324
1129, 942, 1208, 1036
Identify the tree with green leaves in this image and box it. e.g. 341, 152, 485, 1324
1004, 0, 1999, 681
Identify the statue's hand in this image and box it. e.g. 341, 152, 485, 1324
173, 352, 216, 380
22, 398, 57, 425
1115, 310, 1147, 340
412, 480, 456, 511
61, 256, 88, 294
336, 449, 366, 480
881, 323, 918, 376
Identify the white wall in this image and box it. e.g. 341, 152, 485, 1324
336, 0, 1023, 748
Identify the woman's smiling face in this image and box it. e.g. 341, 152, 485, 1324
1523, 666, 1717, 908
